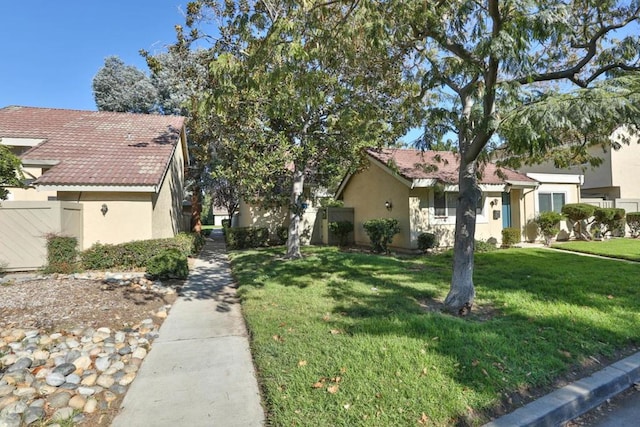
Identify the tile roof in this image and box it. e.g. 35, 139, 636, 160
0, 106, 186, 187
367, 148, 536, 185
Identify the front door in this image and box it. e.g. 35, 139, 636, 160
502, 192, 511, 228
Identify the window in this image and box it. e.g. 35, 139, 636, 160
539, 192, 565, 213
435, 192, 483, 218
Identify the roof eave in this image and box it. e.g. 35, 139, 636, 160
36, 184, 158, 193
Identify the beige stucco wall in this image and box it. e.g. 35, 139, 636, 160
407, 188, 505, 247
610, 129, 640, 198
341, 159, 411, 249
235, 199, 321, 245
7, 167, 56, 201
151, 144, 186, 238
58, 192, 153, 250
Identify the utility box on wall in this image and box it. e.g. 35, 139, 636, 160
493, 210, 500, 220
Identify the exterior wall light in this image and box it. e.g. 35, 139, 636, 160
385, 200, 392, 210
101, 203, 108, 216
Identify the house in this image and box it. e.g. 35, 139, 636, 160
0, 106, 189, 270
234, 189, 325, 245
336, 148, 583, 250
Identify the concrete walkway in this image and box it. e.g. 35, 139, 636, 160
111, 230, 264, 427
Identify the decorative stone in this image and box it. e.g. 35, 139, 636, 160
68, 395, 86, 410
0, 400, 27, 415
0, 396, 19, 411
53, 363, 76, 376
45, 372, 65, 387
6, 357, 32, 373
131, 348, 147, 360
52, 406, 74, 421
23, 406, 45, 425
83, 397, 98, 414
77, 387, 96, 396
118, 372, 136, 386
47, 391, 72, 409
65, 374, 81, 385
95, 357, 110, 372
13, 386, 36, 399
81, 373, 98, 386
0, 412, 21, 427
73, 356, 92, 371
32, 350, 50, 361
0, 386, 14, 398
96, 375, 114, 389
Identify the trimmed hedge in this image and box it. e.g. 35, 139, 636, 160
501, 227, 521, 248
594, 207, 625, 237
44, 235, 78, 274
80, 233, 203, 271
535, 211, 564, 246
329, 221, 354, 247
417, 232, 438, 251
363, 218, 400, 254
627, 212, 640, 237
561, 203, 596, 221
225, 227, 269, 249
146, 248, 189, 279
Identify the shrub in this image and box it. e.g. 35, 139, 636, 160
225, 227, 269, 249
535, 211, 564, 246
146, 248, 189, 279
329, 221, 354, 247
274, 225, 288, 246
475, 239, 497, 253
44, 234, 78, 274
593, 207, 625, 237
221, 219, 231, 228
501, 227, 521, 247
319, 198, 344, 208
627, 212, 640, 237
561, 203, 596, 239
80, 233, 203, 271
363, 218, 400, 254
417, 232, 438, 251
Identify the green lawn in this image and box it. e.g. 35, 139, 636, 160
552, 237, 640, 261
229, 247, 640, 426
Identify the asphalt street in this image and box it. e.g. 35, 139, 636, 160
588, 388, 640, 427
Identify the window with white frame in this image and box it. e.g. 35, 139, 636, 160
538, 192, 565, 213
434, 192, 483, 218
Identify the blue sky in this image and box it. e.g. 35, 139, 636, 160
0, 1, 187, 111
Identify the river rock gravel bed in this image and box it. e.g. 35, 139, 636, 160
0, 273, 182, 426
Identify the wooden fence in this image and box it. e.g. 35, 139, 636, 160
0, 201, 82, 271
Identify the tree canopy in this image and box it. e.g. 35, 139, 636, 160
174, 0, 421, 258
364, 0, 640, 313
0, 146, 23, 200
92, 56, 158, 113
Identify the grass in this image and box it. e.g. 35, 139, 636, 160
552, 237, 640, 261
229, 246, 640, 426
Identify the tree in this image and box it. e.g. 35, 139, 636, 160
210, 176, 239, 221
177, 0, 420, 258
374, 0, 640, 314
92, 56, 158, 113
0, 146, 23, 200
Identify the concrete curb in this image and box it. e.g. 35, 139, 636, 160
483, 352, 640, 427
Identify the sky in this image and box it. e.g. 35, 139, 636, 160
0, 1, 189, 111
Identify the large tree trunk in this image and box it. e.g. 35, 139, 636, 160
444, 156, 479, 315
191, 185, 202, 234
285, 168, 304, 259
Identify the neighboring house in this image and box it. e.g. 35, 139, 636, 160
517, 127, 640, 200
235, 185, 329, 245
0, 106, 189, 270
336, 148, 582, 250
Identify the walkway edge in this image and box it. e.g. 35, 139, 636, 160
483, 352, 640, 427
